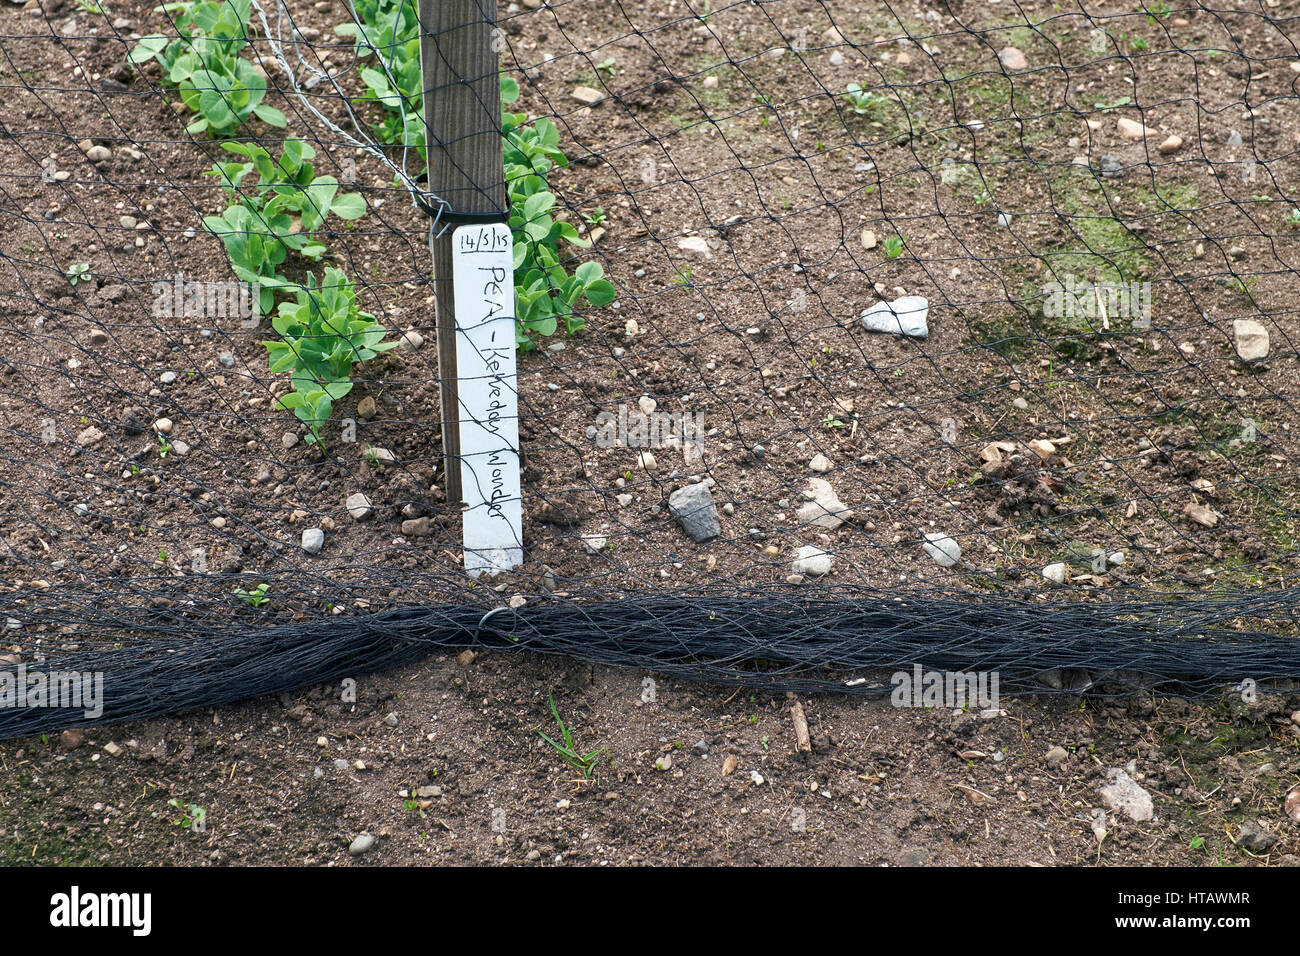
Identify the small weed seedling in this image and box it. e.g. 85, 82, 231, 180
538, 692, 606, 780
167, 799, 207, 831
842, 83, 889, 121
65, 263, 92, 286
883, 235, 905, 259
233, 583, 270, 607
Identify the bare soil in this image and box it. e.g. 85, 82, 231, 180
0, 0, 1298, 865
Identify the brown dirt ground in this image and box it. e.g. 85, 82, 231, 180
0, 0, 1298, 864
1, 651, 1299, 866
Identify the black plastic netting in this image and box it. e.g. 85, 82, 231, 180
1, 0, 1298, 737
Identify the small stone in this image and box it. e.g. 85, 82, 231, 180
582, 533, 607, 554
791, 545, 832, 577
702, 75, 719, 88
1027, 438, 1056, 460
1233, 319, 1269, 361
508, 595, 527, 609
282, 432, 299, 449
1117, 117, 1155, 140
153, 418, 173, 434
637, 395, 657, 415
860, 228, 877, 250
1042, 562, 1068, 585
85, 145, 112, 163
401, 516, 431, 536
921, 532, 961, 567
638, 450, 658, 473
998, 46, 1028, 70
796, 478, 853, 529
59, 729, 86, 749
399, 328, 424, 349
348, 833, 375, 856
1234, 820, 1276, 852
218, 351, 235, 368
1184, 502, 1219, 528
1099, 768, 1154, 822
860, 295, 929, 338
103, 741, 122, 756
1100, 154, 1123, 178
1158, 134, 1183, 154
301, 528, 325, 554
668, 482, 721, 542
383, 712, 399, 727
76, 425, 104, 447
159, 371, 177, 385
676, 235, 712, 259
808, 453, 832, 472
571, 85, 605, 105
655, 754, 672, 771
1045, 746, 1068, 767
346, 492, 374, 521
356, 396, 377, 420
87, 328, 110, 347
169, 439, 190, 457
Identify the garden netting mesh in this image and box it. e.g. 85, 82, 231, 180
1, 0, 1298, 735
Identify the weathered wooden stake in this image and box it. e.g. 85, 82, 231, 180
418, 0, 506, 505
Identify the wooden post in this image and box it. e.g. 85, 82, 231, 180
419, 0, 506, 505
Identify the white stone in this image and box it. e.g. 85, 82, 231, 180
861, 295, 928, 338
796, 478, 853, 529
676, 235, 712, 259
1099, 768, 1154, 822
791, 545, 833, 577
998, 46, 1028, 70
922, 532, 961, 567
1117, 117, 1155, 140
1042, 562, 1068, 585
301, 528, 325, 554
346, 492, 374, 521
571, 86, 604, 105
1233, 319, 1269, 361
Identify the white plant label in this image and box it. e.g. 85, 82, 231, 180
453, 223, 523, 578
